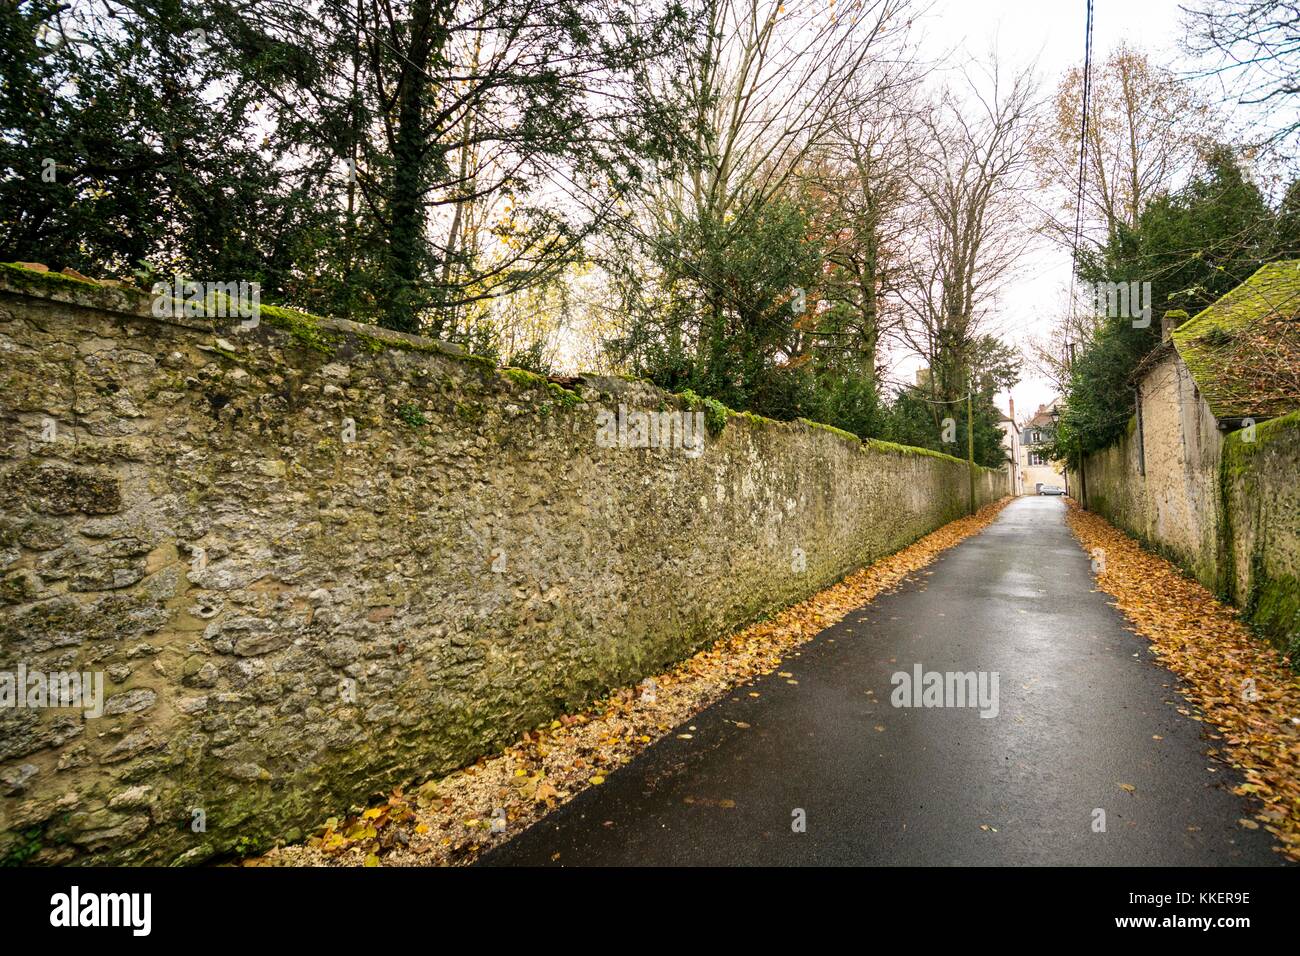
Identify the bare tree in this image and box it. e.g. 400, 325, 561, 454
659, 0, 919, 230
810, 59, 931, 376
898, 56, 1040, 405
1181, 0, 1300, 151
605, 0, 924, 381
1033, 43, 1218, 248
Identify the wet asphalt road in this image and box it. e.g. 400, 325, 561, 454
479, 497, 1283, 866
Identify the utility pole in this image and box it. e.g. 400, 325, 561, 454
967, 389, 976, 515
1063, 342, 1083, 507
1079, 445, 1088, 510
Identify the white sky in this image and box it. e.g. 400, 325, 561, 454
905, 0, 1190, 425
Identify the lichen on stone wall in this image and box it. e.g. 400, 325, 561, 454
1221, 411, 1300, 663
1085, 391, 1299, 667
0, 271, 1007, 865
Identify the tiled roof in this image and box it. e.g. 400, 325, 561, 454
1170, 261, 1300, 421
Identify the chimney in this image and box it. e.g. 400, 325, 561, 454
1008, 397, 1015, 423
1162, 309, 1188, 342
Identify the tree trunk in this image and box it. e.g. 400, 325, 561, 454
384, 0, 438, 333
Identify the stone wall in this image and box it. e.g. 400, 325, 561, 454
1221, 411, 1300, 660
1075, 349, 1299, 659
0, 267, 1005, 864
1079, 350, 1224, 585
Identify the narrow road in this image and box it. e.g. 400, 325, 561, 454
480, 498, 1281, 866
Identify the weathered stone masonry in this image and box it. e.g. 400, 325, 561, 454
0, 267, 1006, 864
1076, 371, 1300, 659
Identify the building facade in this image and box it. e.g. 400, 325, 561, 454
997, 403, 1022, 496
1019, 401, 1067, 493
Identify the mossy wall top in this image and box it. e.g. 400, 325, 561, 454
0, 270, 1006, 864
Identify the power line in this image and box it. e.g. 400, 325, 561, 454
1066, 0, 1096, 319
902, 391, 973, 405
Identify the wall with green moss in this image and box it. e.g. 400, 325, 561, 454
1078, 350, 1224, 585
0, 268, 1006, 864
1077, 349, 1299, 662
1221, 411, 1300, 661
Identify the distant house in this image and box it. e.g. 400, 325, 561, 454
1077, 260, 1300, 655
996, 403, 1022, 495
1019, 400, 1066, 494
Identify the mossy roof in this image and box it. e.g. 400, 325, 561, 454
1171, 260, 1300, 420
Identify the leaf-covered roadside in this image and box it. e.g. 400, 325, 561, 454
252, 497, 1012, 867
1066, 501, 1300, 862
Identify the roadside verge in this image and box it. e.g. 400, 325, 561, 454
1066, 500, 1300, 863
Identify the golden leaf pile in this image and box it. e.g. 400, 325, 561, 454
255, 498, 1013, 867
1067, 501, 1300, 861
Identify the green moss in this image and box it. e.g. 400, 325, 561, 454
797, 417, 862, 445
500, 366, 549, 389
497, 367, 583, 409
0, 262, 508, 374
676, 390, 730, 436
2, 261, 101, 289
257, 304, 343, 355
1223, 409, 1300, 476
732, 410, 779, 428
864, 438, 977, 468
395, 403, 428, 428
670, 388, 1002, 470
1247, 573, 1300, 666
0, 262, 135, 313
454, 401, 483, 423
1220, 410, 1300, 662
547, 381, 583, 408
1171, 260, 1300, 420
447, 350, 497, 373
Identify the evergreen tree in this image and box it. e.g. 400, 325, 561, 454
1053, 146, 1275, 461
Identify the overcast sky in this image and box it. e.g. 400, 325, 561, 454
905, 0, 1190, 424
